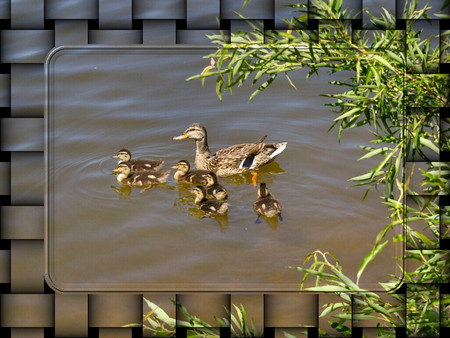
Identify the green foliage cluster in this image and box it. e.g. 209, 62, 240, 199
125, 298, 261, 337
187, 0, 449, 336
127, 1, 449, 336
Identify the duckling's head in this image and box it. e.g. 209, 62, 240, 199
171, 160, 191, 173
113, 161, 132, 176
257, 183, 270, 198
173, 123, 207, 142
192, 185, 207, 201
113, 149, 131, 161
204, 172, 218, 186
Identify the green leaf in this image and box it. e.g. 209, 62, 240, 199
305, 285, 351, 292
249, 75, 276, 101
357, 240, 389, 284
358, 147, 390, 160
334, 107, 362, 121
412, 231, 434, 248
216, 76, 224, 102
419, 137, 439, 154
282, 331, 298, 338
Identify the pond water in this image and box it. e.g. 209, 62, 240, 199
46, 47, 401, 292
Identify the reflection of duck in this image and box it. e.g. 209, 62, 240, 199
173, 123, 287, 180
113, 149, 164, 172
253, 183, 283, 223
172, 160, 209, 184
203, 172, 228, 201
113, 161, 170, 188
192, 185, 228, 216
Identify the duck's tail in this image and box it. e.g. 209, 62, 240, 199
269, 142, 287, 160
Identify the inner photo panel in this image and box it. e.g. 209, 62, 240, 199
45, 46, 402, 292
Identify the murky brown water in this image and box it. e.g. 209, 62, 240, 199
46, 47, 401, 292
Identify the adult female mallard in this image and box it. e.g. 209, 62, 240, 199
253, 183, 283, 223
173, 123, 287, 183
113, 161, 170, 188
191, 185, 228, 216
171, 160, 209, 185
113, 149, 164, 172
203, 172, 228, 201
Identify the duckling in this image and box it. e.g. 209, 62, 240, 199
113, 149, 164, 172
113, 161, 170, 188
203, 172, 228, 201
253, 183, 283, 223
191, 185, 228, 216
171, 160, 209, 185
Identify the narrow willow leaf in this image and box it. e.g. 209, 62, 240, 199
233, 304, 243, 327
358, 147, 389, 160
332, 268, 363, 291
282, 331, 298, 338
412, 231, 434, 248
214, 316, 227, 327
369, 65, 381, 88
305, 285, 350, 292
386, 50, 404, 64
232, 58, 244, 78
357, 240, 389, 284
334, 107, 362, 121
320, 302, 348, 317
216, 76, 224, 101
249, 76, 275, 101
365, 298, 393, 318
285, 73, 297, 89
419, 137, 439, 154
356, 58, 361, 83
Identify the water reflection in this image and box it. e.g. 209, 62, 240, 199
254, 215, 282, 231
188, 207, 229, 232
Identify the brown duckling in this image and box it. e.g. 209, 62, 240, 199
191, 185, 228, 216
113, 161, 169, 188
171, 160, 209, 185
113, 148, 164, 172
203, 172, 228, 201
253, 183, 283, 223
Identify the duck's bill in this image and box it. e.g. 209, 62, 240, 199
170, 165, 178, 169
173, 133, 188, 140
112, 168, 120, 174
112, 155, 119, 158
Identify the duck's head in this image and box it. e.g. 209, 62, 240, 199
113, 161, 132, 175
203, 172, 218, 186
113, 149, 131, 161
257, 183, 270, 198
173, 123, 207, 142
191, 185, 207, 200
171, 160, 191, 173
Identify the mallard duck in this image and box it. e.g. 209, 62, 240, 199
253, 183, 283, 223
191, 185, 228, 216
113, 161, 170, 188
171, 160, 209, 184
203, 172, 228, 201
113, 149, 164, 172
173, 123, 287, 181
